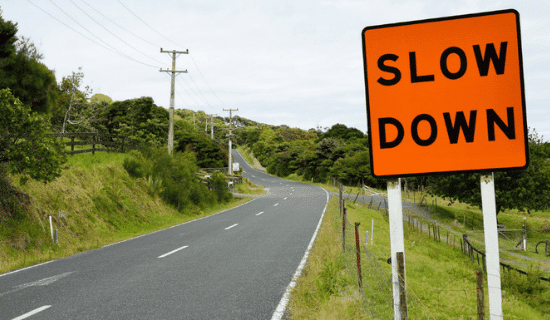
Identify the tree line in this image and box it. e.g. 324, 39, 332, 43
241, 123, 550, 216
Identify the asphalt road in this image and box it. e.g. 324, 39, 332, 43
0, 150, 329, 320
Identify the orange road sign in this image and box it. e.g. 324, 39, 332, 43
362, 9, 528, 177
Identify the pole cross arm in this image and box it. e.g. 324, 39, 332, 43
160, 48, 189, 54
159, 69, 188, 73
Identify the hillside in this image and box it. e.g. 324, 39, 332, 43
0, 152, 248, 274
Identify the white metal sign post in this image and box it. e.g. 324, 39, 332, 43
480, 173, 503, 319
387, 178, 405, 319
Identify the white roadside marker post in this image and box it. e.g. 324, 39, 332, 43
49, 216, 54, 243
387, 178, 405, 320
480, 173, 503, 319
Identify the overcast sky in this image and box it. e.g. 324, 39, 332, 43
2, 1, 549, 139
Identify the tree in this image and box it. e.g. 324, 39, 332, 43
175, 131, 226, 168
331, 150, 379, 187
100, 96, 168, 147
428, 128, 550, 215
0, 88, 66, 184
0, 14, 56, 114
0, 9, 17, 59
90, 93, 112, 105
318, 123, 365, 141
53, 67, 105, 133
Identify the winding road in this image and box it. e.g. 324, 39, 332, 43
0, 150, 328, 319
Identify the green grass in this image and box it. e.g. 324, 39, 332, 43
65, 150, 129, 169
288, 197, 550, 319
0, 152, 250, 274
234, 177, 266, 195
236, 146, 256, 167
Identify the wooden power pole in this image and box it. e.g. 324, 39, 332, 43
159, 48, 188, 155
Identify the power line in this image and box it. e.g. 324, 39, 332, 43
116, 0, 229, 109
117, 0, 181, 48
48, 0, 138, 63
27, 0, 114, 57
188, 73, 214, 108
69, 0, 165, 65
189, 54, 228, 107
80, 0, 161, 49
176, 77, 206, 109
163, 73, 190, 109
33, 0, 159, 68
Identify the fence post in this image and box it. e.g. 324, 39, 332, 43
71, 135, 74, 153
339, 184, 343, 217
121, 136, 125, 153
477, 270, 485, 320
355, 222, 362, 288
523, 217, 527, 251
397, 252, 408, 320
92, 134, 96, 155
342, 205, 346, 253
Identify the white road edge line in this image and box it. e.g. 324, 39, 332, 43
256, 212, 264, 216
271, 187, 329, 320
225, 223, 238, 230
12, 305, 51, 320
1, 168, 259, 279
158, 245, 189, 259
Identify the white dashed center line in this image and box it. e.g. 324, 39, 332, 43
12, 305, 51, 320
274, 203, 278, 206
284, 197, 287, 200
158, 245, 189, 258
256, 212, 264, 216
225, 223, 238, 230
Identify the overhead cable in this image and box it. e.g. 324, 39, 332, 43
117, 0, 229, 109
80, 0, 161, 49
29, 0, 160, 68
69, 0, 165, 65
117, 0, 181, 48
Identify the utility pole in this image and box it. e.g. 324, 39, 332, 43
159, 48, 188, 155
208, 114, 218, 139
223, 108, 238, 175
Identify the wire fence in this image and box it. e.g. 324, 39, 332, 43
338, 184, 434, 319
336, 181, 550, 319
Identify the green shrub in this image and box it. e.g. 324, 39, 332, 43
122, 150, 150, 178
209, 172, 232, 203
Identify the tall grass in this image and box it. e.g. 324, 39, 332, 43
287, 198, 549, 319
0, 150, 247, 274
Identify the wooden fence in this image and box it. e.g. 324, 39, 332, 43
6, 132, 140, 155
462, 234, 550, 284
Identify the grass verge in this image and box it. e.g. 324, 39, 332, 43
234, 177, 266, 195
0, 152, 249, 274
287, 197, 549, 319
